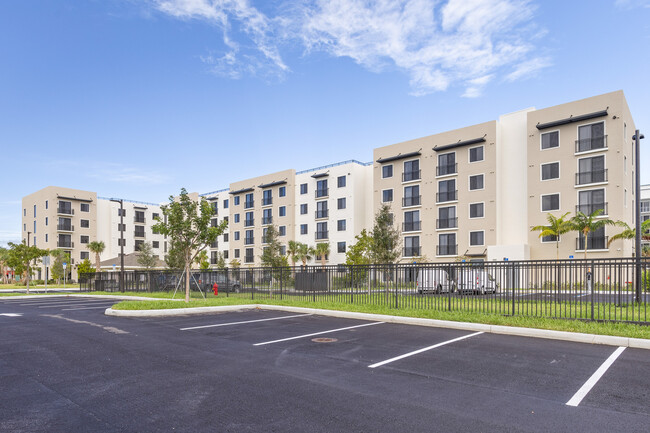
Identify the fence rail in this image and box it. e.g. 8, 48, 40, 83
80, 258, 650, 324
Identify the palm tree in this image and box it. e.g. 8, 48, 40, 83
287, 240, 300, 274
570, 210, 616, 259
88, 241, 105, 273
531, 212, 572, 260
297, 243, 314, 268
607, 219, 650, 247
314, 242, 330, 269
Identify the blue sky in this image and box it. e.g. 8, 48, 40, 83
1, 0, 649, 246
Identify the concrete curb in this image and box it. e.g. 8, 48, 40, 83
104, 304, 650, 350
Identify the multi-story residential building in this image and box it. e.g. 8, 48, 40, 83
200, 188, 231, 266
640, 184, 650, 249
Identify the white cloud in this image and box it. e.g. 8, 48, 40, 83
505, 56, 551, 82
615, 0, 650, 9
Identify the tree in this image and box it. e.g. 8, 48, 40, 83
531, 212, 572, 260
570, 210, 617, 259
371, 204, 401, 264
6, 242, 48, 294
165, 240, 185, 269
214, 252, 227, 270
345, 229, 372, 266
314, 242, 330, 269
260, 225, 284, 268
152, 188, 228, 302
194, 250, 210, 270
607, 219, 650, 248
137, 242, 158, 271
297, 242, 315, 267
88, 241, 105, 273
77, 258, 93, 277
287, 240, 300, 268
0, 247, 9, 284
50, 249, 70, 285
229, 259, 241, 268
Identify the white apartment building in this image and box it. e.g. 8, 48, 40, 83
200, 188, 231, 266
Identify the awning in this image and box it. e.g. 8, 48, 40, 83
57, 195, 93, 203
536, 109, 608, 130
433, 137, 486, 152
311, 172, 329, 178
258, 180, 287, 188
229, 187, 254, 195
376, 151, 421, 164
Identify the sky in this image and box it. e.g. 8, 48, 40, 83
1, 0, 649, 247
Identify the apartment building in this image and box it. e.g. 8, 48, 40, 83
200, 188, 231, 266
638, 184, 649, 249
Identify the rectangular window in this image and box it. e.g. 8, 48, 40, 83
135, 240, 144, 251
437, 153, 456, 176
34, 204, 36, 217
337, 219, 346, 231
223, 250, 229, 259
80, 219, 89, 228
382, 164, 393, 178
134, 226, 145, 237
81, 203, 89, 212
245, 248, 254, 263
244, 193, 254, 209
337, 197, 346, 209
234, 196, 240, 206
337, 242, 346, 253
541, 162, 560, 180
279, 206, 286, 217
134, 210, 145, 223
234, 214, 240, 223
541, 131, 559, 149
316, 179, 328, 198
152, 212, 159, 220
438, 206, 457, 229
577, 122, 605, 152
45, 234, 48, 242
300, 224, 308, 235
300, 204, 308, 215
403, 160, 420, 182
34, 221, 36, 233
438, 233, 457, 256
542, 234, 558, 243
45, 217, 48, 226
404, 210, 421, 232
469, 146, 484, 162
279, 186, 286, 197
382, 189, 393, 203
262, 189, 272, 206
404, 236, 420, 257
578, 226, 606, 250
223, 233, 229, 242
316, 201, 328, 219
437, 179, 456, 202
300, 183, 308, 194
403, 185, 420, 207
152, 241, 159, 248
262, 208, 272, 225
578, 189, 606, 215
234, 249, 240, 259
45, 200, 48, 210
80, 235, 89, 244
80, 251, 89, 260
234, 231, 240, 241
469, 203, 484, 218
280, 246, 286, 256
541, 194, 560, 211
469, 231, 484, 246
577, 155, 606, 185
279, 226, 286, 236
469, 174, 484, 191
316, 222, 328, 240
337, 176, 346, 188
245, 230, 254, 245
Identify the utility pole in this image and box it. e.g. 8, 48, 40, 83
633, 130, 644, 303
110, 198, 125, 292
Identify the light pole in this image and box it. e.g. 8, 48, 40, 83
110, 198, 125, 292
633, 130, 644, 303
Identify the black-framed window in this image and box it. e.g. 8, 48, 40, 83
469, 203, 484, 218
80, 203, 89, 212
541, 162, 560, 180
437, 152, 456, 176
316, 179, 328, 197
542, 234, 558, 242
153, 241, 159, 248
80, 219, 89, 228
234, 213, 240, 223
223, 233, 229, 242
541, 131, 559, 149
578, 189, 606, 215
80, 235, 89, 244
541, 194, 560, 211
80, 251, 89, 260
577, 122, 605, 152
316, 201, 328, 219
300, 224, 308, 235
279, 206, 286, 217
382, 165, 393, 178
300, 204, 308, 215
234, 196, 240, 206
403, 185, 420, 207
337, 242, 346, 253
338, 198, 346, 209
469, 146, 484, 162
337, 176, 346, 188
337, 219, 346, 231
469, 231, 484, 246
234, 231, 240, 241
279, 186, 286, 197
469, 174, 484, 190
300, 183, 308, 194
224, 199, 229, 209
234, 249, 240, 258
279, 226, 286, 236
382, 189, 393, 203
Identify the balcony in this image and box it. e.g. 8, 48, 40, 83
402, 221, 421, 232
57, 240, 74, 248
262, 197, 273, 206
436, 191, 458, 203
576, 236, 608, 251
437, 244, 458, 256
403, 246, 421, 257
315, 188, 329, 198
244, 236, 254, 245
57, 207, 74, 215
436, 217, 458, 229
244, 255, 254, 264
134, 216, 146, 224
402, 196, 421, 207
244, 219, 254, 227
575, 135, 607, 153
575, 169, 608, 185
262, 216, 273, 225
315, 230, 329, 240
436, 163, 457, 176
134, 231, 146, 238
244, 200, 254, 209
315, 210, 329, 219
210, 240, 219, 249
57, 224, 74, 232
575, 203, 608, 216
402, 170, 421, 182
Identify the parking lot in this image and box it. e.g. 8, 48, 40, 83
1, 296, 649, 432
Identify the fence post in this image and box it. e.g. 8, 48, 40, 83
448, 263, 452, 312
511, 263, 515, 317
588, 264, 594, 321
395, 265, 398, 309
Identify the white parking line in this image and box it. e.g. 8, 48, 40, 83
180, 313, 312, 331
18, 299, 108, 306
254, 322, 384, 346
38, 302, 116, 308
368, 331, 484, 369
566, 346, 626, 407
62, 305, 116, 311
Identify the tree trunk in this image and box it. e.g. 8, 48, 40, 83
583, 230, 589, 260
185, 252, 191, 303
556, 240, 559, 261
95, 252, 101, 273
25, 265, 30, 295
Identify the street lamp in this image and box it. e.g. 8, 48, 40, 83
110, 198, 125, 292
633, 130, 644, 303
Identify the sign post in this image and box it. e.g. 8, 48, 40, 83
63, 262, 67, 289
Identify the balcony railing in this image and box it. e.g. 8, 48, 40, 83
436, 217, 458, 229
244, 255, 254, 263
436, 191, 458, 203
403, 246, 421, 257
210, 241, 219, 248
262, 197, 273, 206
575, 135, 607, 153
576, 236, 608, 251
575, 169, 608, 185
575, 203, 608, 216
244, 219, 254, 227
57, 224, 74, 232
315, 230, 329, 240
244, 200, 254, 209
262, 216, 273, 225
402, 196, 421, 207
57, 207, 74, 215
402, 221, 421, 232
315, 210, 329, 219
57, 240, 74, 248
244, 237, 254, 245
134, 231, 146, 238
134, 216, 145, 224
437, 244, 458, 256
402, 170, 421, 182
315, 188, 329, 198
436, 163, 457, 176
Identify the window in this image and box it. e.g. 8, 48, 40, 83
337, 198, 346, 209
234, 213, 240, 223
300, 204, 308, 215
245, 248, 254, 263
316, 201, 328, 219
223, 199, 229, 209
577, 155, 606, 184
437, 179, 456, 202
382, 165, 393, 178
404, 236, 420, 257
80, 252, 89, 260
80, 219, 89, 228
153, 241, 159, 248
34, 204, 36, 217
234, 249, 240, 258
403, 185, 420, 207
316, 222, 328, 240
244, 193, 254, 208
245, 230, 254, 245
541, 131, 559, 149
211, 218, 219, 228
300, 224, 308, 235
279, 226, 286, 236
280, 246, 286, 256
45, 217, 48, 226
81, 203, 89, 212
542, 234, 558, 243
337, 219, 346, 231
234, 196, 240, 206
23, 208, 26, 216
45, 200, 48, 210
437, 153, 456, 176
300, 183, 308, 194
469, 146, 484, 162
541, 162, 560, 180
234, 231, 240, 241
262, 208, 272, 225
80, 235, 89, 244
316, 179, 328, 197
469, 203, 484, 218
577, 122, 605, 152
152, 212, 159, 220
262, 228, 269, 243
45, 234, 48, 242
23, 223, 26, 232
437, 206, 456, 229
578, 226, 606, 250
34, 221, 36, 233
223, 233, 229, 242
262, 189, 272, 206
244, 212, 254, 226
337, 242, 346, 253
134, 226, 145, 237
541, 194, 560, 211
382, 189, 393, 203
469, 231, 484, 246
338, 176, 346, 188
403, 160, 420, 182
404, 210, 420, 232
223, 250, 229, 259
578, 189, 606, 215
279, 206, 286, 217
469, 174, 484, 191
279, 186, 286, 197
438, 233, 457, 256
134, 210, 145, 223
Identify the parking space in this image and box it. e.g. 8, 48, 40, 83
0, 296, 120, 312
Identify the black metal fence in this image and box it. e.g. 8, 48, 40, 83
80, 258, 650, 324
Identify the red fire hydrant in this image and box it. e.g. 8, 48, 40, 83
212, 283, 219, 296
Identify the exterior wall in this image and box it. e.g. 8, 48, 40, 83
526, 90, 636, 259
200, 189, 231, 265
640, 184, 650, 249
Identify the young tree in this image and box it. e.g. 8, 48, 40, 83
345, 229, 373, 266
570, 210, 616, 259
137, 241, 158, 271
215, 252, 227, 270
531, 212, 572, 260
371, 204, 401, 264
229, 258, 241, 268
165, 240, 185, 270
77, 258, 94, 277
6, 242, 48, 294
297, 242, 314, 267
0, 247, 9, 284
194, 250, 210, 270
152, 188, 228, 302
50, 249, 71, 285
314, 242, 330, 269
88, 241, 105, 273
260, 225, 284, 268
